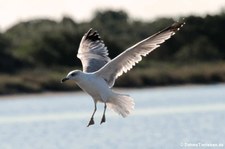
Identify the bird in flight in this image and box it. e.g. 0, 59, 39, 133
61, 21, 185, 127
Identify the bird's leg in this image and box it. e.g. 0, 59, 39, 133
87, 101, 97, 127
100, 103, 107, 124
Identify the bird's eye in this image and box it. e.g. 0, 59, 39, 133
71, 73, 76, 77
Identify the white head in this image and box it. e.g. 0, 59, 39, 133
61, 70, 82, 83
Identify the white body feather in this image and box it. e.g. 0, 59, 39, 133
75, 72, 134, 116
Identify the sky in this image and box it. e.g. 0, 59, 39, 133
0, 0, 225, 31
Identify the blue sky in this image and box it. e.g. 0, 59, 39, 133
0, 0, 225, 30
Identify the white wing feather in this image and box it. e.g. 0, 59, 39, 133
77, 29, 110, 72
95, 22, 185, 87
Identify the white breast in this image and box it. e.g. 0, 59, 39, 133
76, 73, 113, 102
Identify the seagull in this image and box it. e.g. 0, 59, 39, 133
61, 21, 185, 127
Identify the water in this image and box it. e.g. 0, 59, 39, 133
0, 84, 225, 149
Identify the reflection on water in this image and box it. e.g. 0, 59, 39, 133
0, 84, 225, 149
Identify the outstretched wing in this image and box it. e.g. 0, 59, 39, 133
96, 21, 185, 87
77, 29, 110, 72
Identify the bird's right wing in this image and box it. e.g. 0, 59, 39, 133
95, 22, 185, 87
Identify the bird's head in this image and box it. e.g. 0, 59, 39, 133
61, 70, 82, 83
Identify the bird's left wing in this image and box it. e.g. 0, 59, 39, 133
77, 29, 111, 72
95, 21, 185, 87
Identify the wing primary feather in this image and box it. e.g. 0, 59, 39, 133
84, 28, 101, 42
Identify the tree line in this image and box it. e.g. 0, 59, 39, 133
1, 10, 225, 73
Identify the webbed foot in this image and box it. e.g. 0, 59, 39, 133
100, 115, 106, 124
87, 117, 95, 127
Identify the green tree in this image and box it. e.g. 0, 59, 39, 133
0, 33, 23, 72
175, 36, 221, 62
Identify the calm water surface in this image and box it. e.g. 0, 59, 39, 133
0, 84, 225, 149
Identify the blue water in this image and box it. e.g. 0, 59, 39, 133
0, 84, 225, 149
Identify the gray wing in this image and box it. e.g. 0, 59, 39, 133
96, 22, 185, 87
77, 29, 111, 72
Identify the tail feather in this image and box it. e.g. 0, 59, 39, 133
107, 93, 135, 117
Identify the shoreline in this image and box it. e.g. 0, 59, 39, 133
1, 62, 225, 96
0, 83, 224, 99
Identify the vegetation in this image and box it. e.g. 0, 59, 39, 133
0, 10, 225, 95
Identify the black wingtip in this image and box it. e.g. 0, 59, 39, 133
85, 28, 101, 42
170, 21, 185, 32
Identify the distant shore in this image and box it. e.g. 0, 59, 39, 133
0, 62, 225, 95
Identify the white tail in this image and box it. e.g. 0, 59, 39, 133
107, 93, 135, 117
